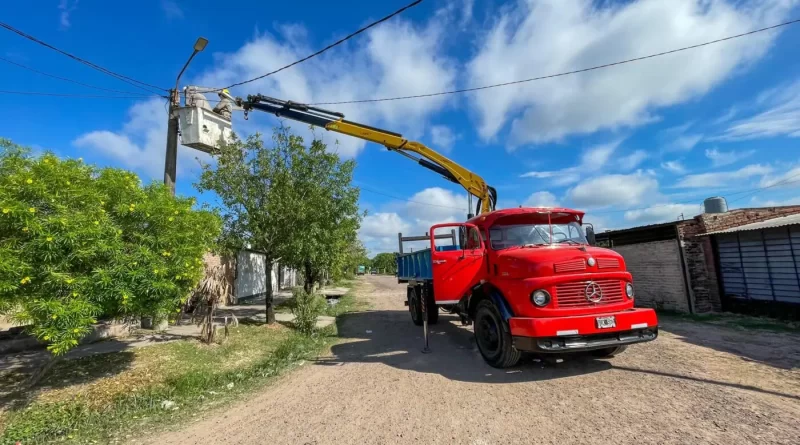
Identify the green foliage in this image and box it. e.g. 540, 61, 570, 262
0, 139, 220, 354
371, 252, 397, 274
288, 289, 325, 335
334, 239, 370, 281
196, 128, 362, 310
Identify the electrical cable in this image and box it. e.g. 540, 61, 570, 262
0, 21, 168, 94
0, 89, 166, 99
0, 55, 155, 96
357, 183, 468, 211
310, 17, 800, 106
220, 0, 424, 90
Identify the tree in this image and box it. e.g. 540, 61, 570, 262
0, 139, 220, 356
371, 252, 397, 274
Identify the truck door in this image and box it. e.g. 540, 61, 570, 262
430, 223, 486, 304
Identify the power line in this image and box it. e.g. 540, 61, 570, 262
358, 183, 468, 211
727, 173, 800, 205
0, 55, 154, 96
0, 90, 166, 100
311, 17, 800, 106
221, 0, 424, 90
0, 21, 168, 95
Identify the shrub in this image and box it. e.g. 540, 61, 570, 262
0, 139, 221, 354
288, 289, 325, 335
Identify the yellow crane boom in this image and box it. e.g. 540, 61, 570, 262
234, 94, 497, 216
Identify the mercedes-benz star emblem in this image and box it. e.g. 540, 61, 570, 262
584, 281, 603, 303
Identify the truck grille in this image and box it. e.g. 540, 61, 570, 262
554, 259, 586, 273
555, 279, 625, 307
597, 258, 620, 269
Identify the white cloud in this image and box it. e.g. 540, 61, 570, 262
568, 172, 659, 208
661, 160, 687, 175
73, 98, 211, 180
58, 0, 78, 29
467, 0, 792, 145
659, 122, 703, 152
619, 150, 648, 170
705, 147, 755, 167
359, 186, 467, 254
429, 125, 458, 152
674, 164, 773, 188
750, 195, 800, 207
758, 166, 800, 189
523, 191, 558, 207
520, 139, 622, 185
624, 203, 703, 225
161, 0, 184, 19
715, 81, 800, 141
193, 15, 457, 157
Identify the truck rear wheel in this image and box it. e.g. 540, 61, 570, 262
408, 287, 423, 326
474, 299, 520, 368
590, 345, 627, 358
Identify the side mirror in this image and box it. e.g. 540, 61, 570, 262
585, 224, 597, 246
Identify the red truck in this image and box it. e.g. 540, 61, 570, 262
396, 207, 658, 368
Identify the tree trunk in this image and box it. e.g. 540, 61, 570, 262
303, 261, 314, 293
265, 259, 275, 324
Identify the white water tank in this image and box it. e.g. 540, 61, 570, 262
703, 196, 728, 214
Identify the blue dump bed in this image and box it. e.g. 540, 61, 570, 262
396, 245, 460, 281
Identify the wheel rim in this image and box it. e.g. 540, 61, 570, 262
476, 312, 501, 356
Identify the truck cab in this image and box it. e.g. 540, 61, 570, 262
397, 207, 658, 368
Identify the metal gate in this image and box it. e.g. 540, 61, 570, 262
715, 226, 800, 305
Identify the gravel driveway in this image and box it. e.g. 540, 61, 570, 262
152, 275, 800, 445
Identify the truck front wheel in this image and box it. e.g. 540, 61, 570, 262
474, 300, 520, 368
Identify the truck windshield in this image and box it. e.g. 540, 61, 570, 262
489, 221, 587, 250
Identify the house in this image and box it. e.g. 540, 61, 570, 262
596, 199, 800, 319
205, 249, 297, 305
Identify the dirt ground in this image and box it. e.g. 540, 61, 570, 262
150, 275, 800, 445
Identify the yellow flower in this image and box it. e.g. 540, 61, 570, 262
175, 275, 181, 280
168, 217, 174, 222
51, 314, 57, 320
44, 335, 50, 341
117, 229, 122, 235
28, 207, 35, 213
20, 276, 31, 284
184, 262, 188, 267
153, 269, 159, 274
94, 221, 99, 225
43, 159, 49, 164
66, 278, 74, 284
2, 208, 8, 214
122, 294, 129, 300
101, 209, 106, 213
46, 236, 53, 242
132, 262, 137, 266
146, 213, 151, 217
73, 328, 80, 333
130, 203, 136, 208
174, 210, 179, 215
100, 201, 105, 205
66, 181, 71, 185
22, 227, 28, 232
72, 292, 78, 297
26, 178, 33, 184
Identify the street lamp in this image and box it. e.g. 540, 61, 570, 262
164, 37, 208, 195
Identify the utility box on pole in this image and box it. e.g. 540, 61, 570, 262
178, 106, 233, 153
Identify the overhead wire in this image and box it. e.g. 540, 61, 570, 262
310, 17, 800, 106
219, 0, 424, 91
357, 183, 468, 211
0, 55, 155, 96
0, 89, 166, 100
0, 21, 168, 95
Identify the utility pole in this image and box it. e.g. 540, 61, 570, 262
164, 37, 208, 195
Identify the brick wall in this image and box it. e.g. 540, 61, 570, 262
612, 240, 689, 312
677, 205, 800, 313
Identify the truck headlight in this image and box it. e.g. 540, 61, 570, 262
531, 289, 551, 307
625, 282, 634, 299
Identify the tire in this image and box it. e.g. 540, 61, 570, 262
590, 345, 627, 358
473, 299, 520, 368
424, 285, 439, 325
408, 287, 423, 326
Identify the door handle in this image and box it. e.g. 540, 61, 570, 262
432, 260, 447, 264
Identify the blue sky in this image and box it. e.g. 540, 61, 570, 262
2, 0, 800, 255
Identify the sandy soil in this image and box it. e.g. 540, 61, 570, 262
150, 275, 800, 445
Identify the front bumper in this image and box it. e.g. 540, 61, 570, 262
508, 308, 658, 353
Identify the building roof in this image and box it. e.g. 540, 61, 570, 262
701, 213, 800, 236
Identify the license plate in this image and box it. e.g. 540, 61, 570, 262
596, 316, 616, 329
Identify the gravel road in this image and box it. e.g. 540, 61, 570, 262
152, 275, 800, 445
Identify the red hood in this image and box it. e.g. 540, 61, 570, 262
494, 245, 626, 279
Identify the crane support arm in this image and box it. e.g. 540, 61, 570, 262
240, 94, 497, 214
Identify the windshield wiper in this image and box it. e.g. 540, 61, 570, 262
523, 243, 547, 248
557, 239, 582, 245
